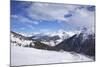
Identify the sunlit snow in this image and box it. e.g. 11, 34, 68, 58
11, 46, 93, 66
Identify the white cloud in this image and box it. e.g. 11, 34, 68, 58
11, 15, 39, 25
26, 2, 78, 21
11, 2, 95, 33
66, 7, 95, 32
11, 15, 37, 30
25, 2, 95, 32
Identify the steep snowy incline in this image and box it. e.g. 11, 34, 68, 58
10, 31, 35, 47
11, 46, 93, 66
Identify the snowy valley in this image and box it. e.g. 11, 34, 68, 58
11, 46, 93, 66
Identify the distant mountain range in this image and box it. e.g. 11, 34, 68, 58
10, 29, 95, 57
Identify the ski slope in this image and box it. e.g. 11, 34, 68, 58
11, 46, 93, 66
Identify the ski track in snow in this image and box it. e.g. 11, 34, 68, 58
11, 46, 93, 66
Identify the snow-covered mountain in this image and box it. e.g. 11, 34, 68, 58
11, 30, 77, 51
27, 30, 77, 46
11, 27, 95, 57
11, 27, 95, 56
11, 28, 95, 66
10, 31, 35, 47
10, 31, 62, 49
55, 28, 95, 56
17, 29, 76, 41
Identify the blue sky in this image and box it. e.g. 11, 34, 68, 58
11, 1, 95, 34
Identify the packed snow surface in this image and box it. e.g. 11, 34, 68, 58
11, 46, 93, 66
